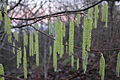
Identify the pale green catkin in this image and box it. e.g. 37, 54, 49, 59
82, 16, 88, 73
59, 22, 64, 58
116, 52, 120, 77
69, 20, 74, 56
88, 8, 93, 19
77, 14, 80, 27
4, 2, 12, 43
53, 41, 57, 72
60, 44, 64, 58
5, 15, 11, 42
24, 32, 28, 46
34, 24, 39, 29
55, 21, 64, 57
17, 48, 22, 68
99, 53, 105, 80
29, 32, 34, 56
14, 31, 18, 41
35, 31, 39, 66
23, 47, 27, 79
71, 55, 74, 67
94, 5, 98, 28
87, 12, 93, 50
0, 64, 4, 80
12, 42, 15, 54
77, 58, 79, 70
17, 51, 20, 68
55, 21, 59, 55
102, 3, 108, 27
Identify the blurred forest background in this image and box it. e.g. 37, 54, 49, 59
0, 0, 120, 80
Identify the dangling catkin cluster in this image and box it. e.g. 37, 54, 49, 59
82, 8, 93, 73
53, 20, 64, 71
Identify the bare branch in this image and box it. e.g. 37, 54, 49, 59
7, 0, 22, 13
10, 0, 103, 21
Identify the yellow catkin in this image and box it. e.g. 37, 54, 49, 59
17, 48, 22, 68
13, 42, 15, 54
94, 5, 98, 28
54, 21, 59, 56
69, 20, 74, 56
99, 53, 105, 80
77, 58, 79, 70
116, 52, 120, 77
35, 31, 39, 66
29, 32, 34, 56
53, 41, 57, 72
23, 47, 27, 79
24, 32, 28, 46
60, 45, 64, 58
60, 22, 63, 58
102, 3, 108, 27
55, 21, 64, 57
14, 31, 18, 41
5, 15, 11, 43
4, 2, 12, 43
17, 51, 20, 68
82, 16, 88, 73
71, 55, 74, 67
0, 64, 4, 80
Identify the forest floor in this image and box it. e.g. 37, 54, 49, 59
27, 58, 120, 80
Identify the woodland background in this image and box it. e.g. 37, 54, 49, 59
0, 0, 120, 80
